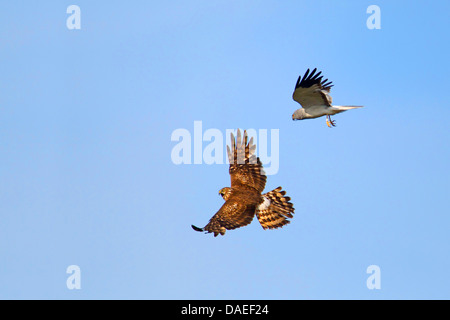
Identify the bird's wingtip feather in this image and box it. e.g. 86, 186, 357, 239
191, 225, 204, 232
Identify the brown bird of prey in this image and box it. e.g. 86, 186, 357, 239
292, 68, 363, 127
191, 129, 295, 237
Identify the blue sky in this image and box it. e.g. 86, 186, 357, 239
1, 1, 449, 299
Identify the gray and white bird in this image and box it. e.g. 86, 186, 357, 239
292, 68, 363, 127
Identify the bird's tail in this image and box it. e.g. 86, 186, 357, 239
332, 105, 364, 110
257, 187, 295, 230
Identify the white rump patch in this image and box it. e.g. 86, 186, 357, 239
258, 196, 271, 211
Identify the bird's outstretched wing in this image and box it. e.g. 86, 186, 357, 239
192, 129, 265, 237
227, 129, 267, 194
292, 68, 334, 108
191, 198, 256, 237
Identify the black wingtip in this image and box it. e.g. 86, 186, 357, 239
295, 67, 333, 90
191, 225, 204, 232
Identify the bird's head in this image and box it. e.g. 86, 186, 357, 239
218, 187, 232, 200
292, 109, 306, 121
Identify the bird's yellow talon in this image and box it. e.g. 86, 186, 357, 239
326, 118, 336, 127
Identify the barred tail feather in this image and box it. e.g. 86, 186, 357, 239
257, 187, 295, 230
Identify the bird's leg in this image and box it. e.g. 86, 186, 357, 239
326, 115, 336, 127
330, 117, 336, 127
